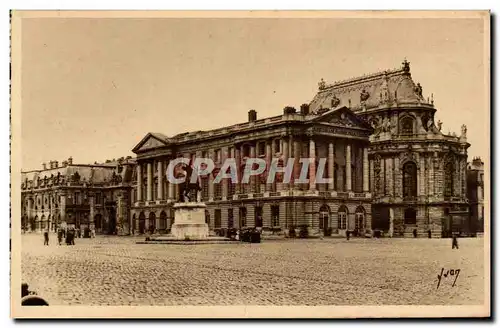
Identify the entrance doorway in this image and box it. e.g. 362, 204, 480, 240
319, 205, 330, 235
338, 205, 348, 235
139, 212, 146, 234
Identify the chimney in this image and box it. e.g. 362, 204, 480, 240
248, 109, 257, 122
283, 106, 296, 115
42, 163, 47, 170
68, 157, 73, 165
300, 104, 310, 115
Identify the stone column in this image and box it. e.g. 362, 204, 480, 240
265, 141, 272, 192
235, 147, 241, 194
282, 137, 289, 190
250, 143, 256, 193
136, 164, 142, 201
208, 149, 215, 200
394, 157, 400, 197
420, 156, 426, 197
146, 162, 153, 201
386, 158, 393, 197
328, 142, 335, 191
346, 143, 352, 191
271, 140, 277, 192
309, 138, 316, 191
168, 159, 175, 200
363, 147, 369, 192
221, 147, 229, 199
293, 140, 301, 190
157, 160, 163, 200
59, 191, 66, 227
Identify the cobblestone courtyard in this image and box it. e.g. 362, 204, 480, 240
21, 234, 485, 306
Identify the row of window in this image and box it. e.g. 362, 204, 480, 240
208, 205, 281, 229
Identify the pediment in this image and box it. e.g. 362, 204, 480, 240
132, 133, 169, 153
310, 107, 371, 130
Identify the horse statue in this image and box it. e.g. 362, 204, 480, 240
178, 163, 202, 203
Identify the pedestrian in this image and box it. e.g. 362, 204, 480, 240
452, 235, 459, 249
346, 230, 350, 241
43, 230, 49, 246
428, 230, 432, 239
413, 229, 417, 238
57, 229, 63, 245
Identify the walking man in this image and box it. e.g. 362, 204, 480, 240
57, 229, 63, 245
43, 230, 49, 246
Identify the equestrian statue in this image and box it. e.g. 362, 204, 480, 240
178, 163, 202, 203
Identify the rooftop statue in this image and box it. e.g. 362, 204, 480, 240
318, 78, 326, 90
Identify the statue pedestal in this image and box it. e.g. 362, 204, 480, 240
170, 202, 209, 240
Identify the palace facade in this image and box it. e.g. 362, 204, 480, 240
21, 60, 476, 238
21, 157, 135, 235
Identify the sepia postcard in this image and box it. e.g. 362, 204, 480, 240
10, 10, 490, 318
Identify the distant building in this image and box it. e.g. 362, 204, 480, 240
21, 157, 135, 234
467, 157, 485, 234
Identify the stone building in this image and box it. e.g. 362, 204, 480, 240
130, 105, 373, 237
309, 60, 470, 237
21, 157, 135, 234
21, 60, 477, 238
467, 157, 485, 235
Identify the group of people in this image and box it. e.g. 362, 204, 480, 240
42, 227, 96, 246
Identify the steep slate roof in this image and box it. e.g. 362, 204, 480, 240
21, 165, 116, 184
309, 60, 427, 114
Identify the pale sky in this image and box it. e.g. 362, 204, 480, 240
20, 16, 488, 171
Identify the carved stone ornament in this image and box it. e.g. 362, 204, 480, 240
399, 151, 419, 169
360, 89, 370, 102
331, 95, 340, 108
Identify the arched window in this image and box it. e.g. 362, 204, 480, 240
400, 117, 414, 135
355, 206, 365, 231
319, 205, 330, 230
338, 205, 348, 230
403, 161, 418, 198
404, 208, 417, 225
444, 162, 454, 198
160, 211, 167, 230
148, 212, 156, 232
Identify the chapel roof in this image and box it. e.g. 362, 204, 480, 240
309, 59, 432, 114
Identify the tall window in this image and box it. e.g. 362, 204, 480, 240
338, 206, 348, 230
214, 209, 221, 228
444, 162, 454, 198
355, 206, 365, 231
319, 205, 330, 230
201, 177, 209, 201
159, 211, 167, 230
228, 209, 234, 228
404, 208, 417, 225
255, 206, 263, 227
214, 179, 222, 199
239, 207, 247, 228
271, 205, 280, 227
400, 117, 414, 135
274, 139, 281, 153
403, 162, 418, 198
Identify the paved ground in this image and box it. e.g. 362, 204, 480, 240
20, 234, 485, 306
